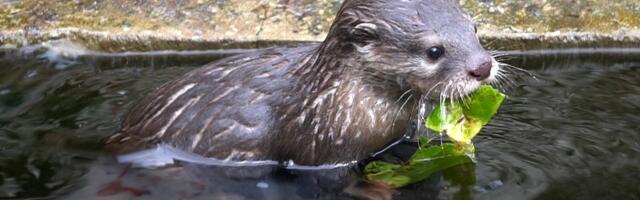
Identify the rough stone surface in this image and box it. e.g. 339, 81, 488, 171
1, 0, 639, 51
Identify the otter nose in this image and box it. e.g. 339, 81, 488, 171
469, 61, 492, 81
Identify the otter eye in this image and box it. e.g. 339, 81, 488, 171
427, 46, 445, 60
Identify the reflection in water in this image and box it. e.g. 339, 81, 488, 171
115, 144, 358, 170
0, 43, 639, 199
67, 157, 358, 200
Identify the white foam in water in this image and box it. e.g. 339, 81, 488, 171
117, 144, 357, 170
16, 40, 92, 70
42, 40, 95, 69
0, 89, 10, 95
256, 182, 269, 189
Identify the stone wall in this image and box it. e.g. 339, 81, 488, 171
1, 0, 639, 51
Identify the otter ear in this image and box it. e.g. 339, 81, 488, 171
349, 22, 379, 44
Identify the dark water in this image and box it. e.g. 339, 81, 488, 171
0, 43, 639, 199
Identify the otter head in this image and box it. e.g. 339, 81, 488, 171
322, 0, 499, 99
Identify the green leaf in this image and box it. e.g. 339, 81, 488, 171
447, 117, 483, 144
364, 161, 408, 187
364, 85, 504, 188
418, 136, 432, 149
426, 102, 463, 133
462, 85, 506, 125
364, 143, 472, 188
410, 143, 461, 163
425, 85, 505, 144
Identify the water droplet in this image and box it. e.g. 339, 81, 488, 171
486, 180, 503, 190
26, 70, 38, 78
0, 89, 10, 95
474, 180, 503, 193
256, 182, 269, 189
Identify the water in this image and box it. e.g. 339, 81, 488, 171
1, 43, 639, 199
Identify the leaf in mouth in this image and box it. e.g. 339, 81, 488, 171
426, 85, 506, 144
364, 85, 505, 188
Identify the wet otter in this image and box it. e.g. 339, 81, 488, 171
105, 0, 499, 165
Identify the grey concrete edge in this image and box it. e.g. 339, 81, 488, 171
1, 28, 640, 52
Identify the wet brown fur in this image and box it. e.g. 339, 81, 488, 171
105, 0, 490, 165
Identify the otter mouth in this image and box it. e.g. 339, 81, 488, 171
426, 80, 483, 102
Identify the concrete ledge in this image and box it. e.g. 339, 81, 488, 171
0, 28, 316, 51
2, 28, 640, 52
1, 0, 639, 51
479, 31, 640, 50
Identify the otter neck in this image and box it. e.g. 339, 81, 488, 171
297, 42, 409, 97
284, 45, 421, 163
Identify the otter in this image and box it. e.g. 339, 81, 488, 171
105, 0, 499, 166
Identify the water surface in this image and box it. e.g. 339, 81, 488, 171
0, 44, 639, 199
